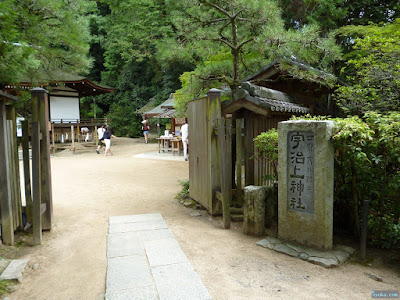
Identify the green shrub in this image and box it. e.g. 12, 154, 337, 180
175, 179, 190, 200
253, 128, 278, 181
256, 112, 400, 248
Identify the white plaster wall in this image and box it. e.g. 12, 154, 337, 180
50, 96, 80, 122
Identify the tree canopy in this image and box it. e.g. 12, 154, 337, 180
335, 19, 400, 115
0, 0, 95, 86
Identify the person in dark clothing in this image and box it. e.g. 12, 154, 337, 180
102, 126, 118, 156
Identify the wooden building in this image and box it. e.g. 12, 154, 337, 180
188, 60, 335, 218
141, 93, 186, 134
4, 76, 114, 144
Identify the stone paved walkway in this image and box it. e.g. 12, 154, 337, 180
105, 213, 212, 300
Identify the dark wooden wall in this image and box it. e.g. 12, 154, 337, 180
244, 112, 288, 187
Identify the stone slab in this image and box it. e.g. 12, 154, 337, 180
106, 256, 153, 292
151, 262, 212, 300
109, 213, 163, 224
265, 236, 281, 245
105, 286, 158, 300
0, 259, 11, 274
257, 237, 353, 269
303, 248, 338, 262
107, 232, 144, 258
106, 214, 212, 299
109, 219, 168, 234
0, 259, 29, 282
332, 250, 351, 265
144, 238, 189, 267
256, 239, 271, 248
307, 257, 338, 268
273, 243, 300, 258
139, 229, 174, 242
334, 244, 355, 255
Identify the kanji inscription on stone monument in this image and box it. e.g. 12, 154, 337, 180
287, 131, 314, 213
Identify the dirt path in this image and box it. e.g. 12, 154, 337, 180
2, 138, 399, 299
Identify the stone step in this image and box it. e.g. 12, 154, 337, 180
229, 207, 243, 214
0, 258, 29, 283
231, 214, 243, 222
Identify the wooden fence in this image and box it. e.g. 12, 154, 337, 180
0, 89, 53, 245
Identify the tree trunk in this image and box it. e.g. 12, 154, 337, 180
351, 158, 360, 237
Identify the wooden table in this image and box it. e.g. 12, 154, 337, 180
157, 137, 173, 153
171, 139, 183, 156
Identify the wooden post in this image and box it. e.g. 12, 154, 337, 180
31, 92, 42, 245
52, 123, 55, 154
6, 106, 22, 230
31, 88, 52, 230
207, 89, 222, 215
244, 111, 254, 186
95, 126, 98, 146
71, 125, 75, 153
218, 116, 232, 229
236, 118, 243, 205
77, 124, 80, 143
0, 100, 14, 245
22, 120, 33, 223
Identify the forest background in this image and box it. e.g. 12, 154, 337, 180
0, 0, 398, 137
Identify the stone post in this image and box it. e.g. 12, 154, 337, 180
243, 185, 266, 236
278, 120, 334, 250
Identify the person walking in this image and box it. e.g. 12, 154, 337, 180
181, 120, 189, 161
103, 126, 118, 156
142, 120, 150, 144
96, 124, 106, 154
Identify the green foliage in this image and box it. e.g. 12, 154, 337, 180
175, 179, 190, 200
253, 129, 279, 180
0, 0, 95, 85
0, 279, 12, 295
335, 19, 400, 115
291, 112, 400, 248
170, 0, 341, 115
368, 214, 400, 249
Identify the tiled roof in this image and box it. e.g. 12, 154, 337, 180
157, 109, 177, 118
142, 93, 175, 118
258, 97, 310, 114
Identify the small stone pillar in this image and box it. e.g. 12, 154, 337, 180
244, 185, 266, 236
278, 121, 334, 250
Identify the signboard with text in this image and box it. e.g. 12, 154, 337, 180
287, 131, 314, 213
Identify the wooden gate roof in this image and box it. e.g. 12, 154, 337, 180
222, 84, 310, 116
5, 74, 114, 97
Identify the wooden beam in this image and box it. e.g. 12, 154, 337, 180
245, 111, 255, 186
6, 105, 23, 230
71, 125, 75, 153
236, 118, 244, 206
0, 101, 14, 245
31, 92, 42, 245
21, 120, 32, 223
207, 89, 222, 215
218, 116, 232, 229
31, 88, 53, 231
52, 123, 55, 154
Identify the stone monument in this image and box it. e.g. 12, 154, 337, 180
278, 120, 334, 250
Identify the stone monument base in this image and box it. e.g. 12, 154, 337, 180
256, 236, 354, 268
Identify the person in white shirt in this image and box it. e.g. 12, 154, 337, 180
96, 124, 106, 154
181, 120, 189, 161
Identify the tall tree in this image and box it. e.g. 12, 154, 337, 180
169, 0, 341, 115
0, 0, 96, 86
168, 0, 284, 92
335, 19, 400, 115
